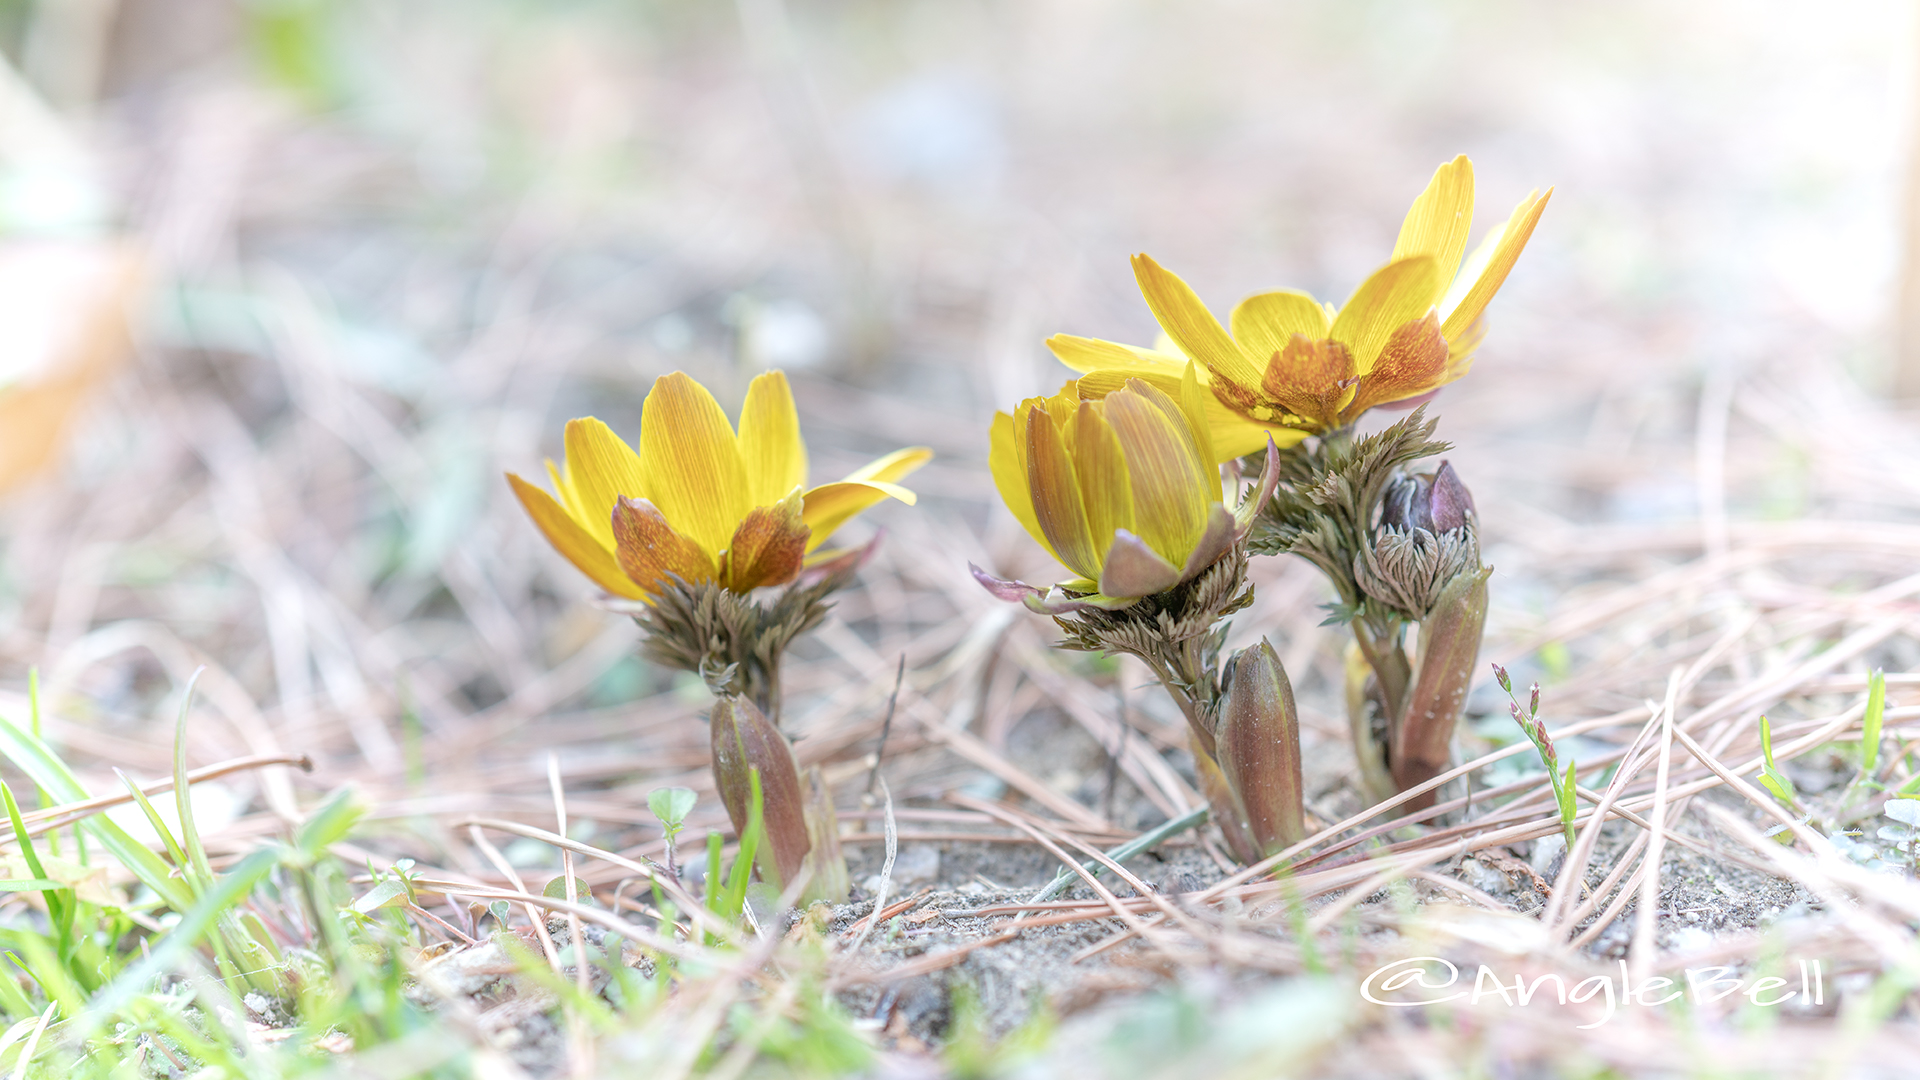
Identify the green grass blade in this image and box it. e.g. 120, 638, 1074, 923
115, 770, 189, 872
0, 962, 36, 1023
0, 785, 69, 955
0, 787, 51, 903
1559, 759, 1580, 848
79, 847, 282, 1028
1028, 804, 1209, 905
1863, 669, 1887, 776
720, 769, 766, 924
24, 672, 41, 814
704, 832, 723, 914
173, 669, 217, 890
0, 715, 192, 912
0, 936, 82, 1019
294, 786, 366, 862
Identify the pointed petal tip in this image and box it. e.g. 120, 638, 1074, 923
969, 562, 1041, 603
1235, 438, 1282, 534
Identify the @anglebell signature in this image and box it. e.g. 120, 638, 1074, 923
1360, 956, 1826, 1029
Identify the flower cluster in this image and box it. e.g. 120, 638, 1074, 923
510, 154, 1548, 891
978, 154, 1547, 853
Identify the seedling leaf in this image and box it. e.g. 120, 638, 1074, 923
648, 787, 697, 832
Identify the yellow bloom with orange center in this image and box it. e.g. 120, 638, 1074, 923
509, 370, 930, 600
1048, 156, 1550, 457
975, 364, 1276, 612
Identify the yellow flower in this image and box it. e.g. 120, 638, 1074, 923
1047, 156, 1550, 456
974, 363, 1276, 612
508, 370, 931, 600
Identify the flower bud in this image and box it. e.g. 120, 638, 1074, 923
1380, 460, 1475, 534
1391, 567, 1491, 809
709, 695, 810, 889
1214, 639, 1305, 856
1358, 462, 1481, 622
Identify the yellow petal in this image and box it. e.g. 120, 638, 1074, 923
1024, 405, 1102, 580
1212, 412, 1308, 459
1075, 368, 1186, 400
1390, 155, 1475, 308
1328, 255, 1442, 375
561, 418, 648, 550
1010, 386, 1075, 500
638, 372, 748, 556
799, 479, 916, 552
794, 444, 932, 551
611, 496, 719, 594
1077, 368, 1305, 462
842, 445, 932, 486
1046, 334, 1188, 377
1131, 254, 1266, 391
1342, 313, 1450, 419
507, 473, 648, 600
1177, 360, 1219, 497
988, 410, 1049, 557
1440, 187, 1552, 342
1227, 289, 1331, 366
1126, 377, 1211, 484
719, 490, 809, 591
1070, 401, 1135, 563
1104, 382, 1208, 566
546, 458, 589, 535
737, 370, 808, 507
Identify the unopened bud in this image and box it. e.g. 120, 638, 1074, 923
1214, 639, 1305, 856
1529, 683, 1541, 718
1491, 663, 1512, 694
1381, 461, 1476, 535
709, 695, 811, 889
1354, 523, 1480, 622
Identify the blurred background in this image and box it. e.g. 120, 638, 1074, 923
0, 0, 1916, 843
